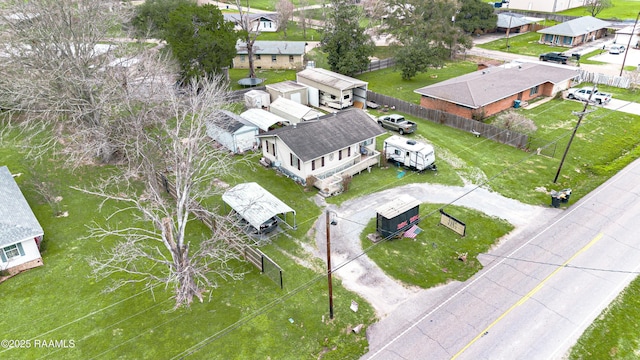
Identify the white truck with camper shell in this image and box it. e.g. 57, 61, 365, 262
383, 135, 436, 171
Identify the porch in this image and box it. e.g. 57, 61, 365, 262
315, 151, 381, 196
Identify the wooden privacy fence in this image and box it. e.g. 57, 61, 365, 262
354, 58, 396, 75
578, 70, 632, 89
367, 91, 529, 148
155, 172, 283, 288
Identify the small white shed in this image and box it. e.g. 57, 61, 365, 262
296, 67, 368, 109
244, 89, 271, 109
269, 97, 323, 124
266, 80, 309, 105
240, 108, 289, 131
207, 110, 259, 153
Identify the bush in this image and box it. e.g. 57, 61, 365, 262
493, 111, 537, 135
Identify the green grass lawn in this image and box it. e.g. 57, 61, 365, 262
0, 128, 375, 360
362, 204, 513, 288
477, 27, 570, 56
558, 0, 640, 20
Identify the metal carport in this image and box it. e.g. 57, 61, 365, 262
222, 182, 296, 230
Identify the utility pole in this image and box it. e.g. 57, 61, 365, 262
553, 88, 595, 183
619, 11, 640, 77
325, 210, 334, 319
505, 1, 512, 52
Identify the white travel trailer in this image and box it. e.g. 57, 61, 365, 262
383, 135, 436, 171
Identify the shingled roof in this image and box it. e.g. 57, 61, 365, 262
538, 16, 611, 37
236, 41, 306, 55
414, 62, 579, 109
0, 166, 43, 248
257, 108, 384, 162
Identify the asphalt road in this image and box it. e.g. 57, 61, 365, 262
363, 158, 640, 359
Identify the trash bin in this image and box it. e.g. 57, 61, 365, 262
514, 100, 521, 108
560, 188, 572, 203
550, 191, 561, 208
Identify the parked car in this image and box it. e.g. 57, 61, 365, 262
539, 52, 569, 64
566, 87, 612, 105
234, 212, 280, 235
609, 45, 626, 54
377, 114, 417, 135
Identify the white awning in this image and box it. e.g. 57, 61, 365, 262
222, 182, 296, 229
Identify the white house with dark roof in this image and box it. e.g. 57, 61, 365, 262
206, 110, 259, 154
223, 13, 279, 33
414, 61, 579, 120
257, 108, 385, 195
0, 166, 44, 276
233, 41, 306, 70
538, 16, 611, 47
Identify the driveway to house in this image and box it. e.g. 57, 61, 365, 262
604, 98, 640, 115
312, 183, 562, 317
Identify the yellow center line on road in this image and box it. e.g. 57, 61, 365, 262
450, 233, 604, 360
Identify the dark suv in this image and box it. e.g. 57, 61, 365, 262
539, 52, 569, 64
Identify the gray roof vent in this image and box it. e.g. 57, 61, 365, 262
406, 140, 416, 145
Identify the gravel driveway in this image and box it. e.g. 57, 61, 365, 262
312, 183, 563, 318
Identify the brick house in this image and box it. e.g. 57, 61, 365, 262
233, 41, 306, 70
538, 16, 611, 47
414, 62, 579, 120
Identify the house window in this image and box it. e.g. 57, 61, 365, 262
321, 156, 325, 167
563, 36, 572, 45
297, 158, 300, 170
290, 153, 294, 166
544, 34, 553, 43
312, 160, 316, 170
2, 244, 22, 261
339, 150, 343, 160
530, 85, 539, 96
361, 138, 373, 146
290, 153, 301, 170
256, 54, 261, 60
348, 147, 351, 157
240, 55, 245, 62
289, 55, 294, 63
272, 55, 277, 62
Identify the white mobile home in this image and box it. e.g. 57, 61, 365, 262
296, 68, 368, 110
383, 135, 436, 171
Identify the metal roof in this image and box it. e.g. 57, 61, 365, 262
240, 108, 288, 131
375, 194, 421, 219
222, 182, 295, 230
266, 80, 308, 93
537, 16, 611, 37
269, 97, 323, 121
297, 67, 367, 91
0, 166, 44, 247
496, 14, 536, 29
414, 61, 579, 108
236, 41, 306, 55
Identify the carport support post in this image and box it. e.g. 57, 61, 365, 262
325, 210, 334, 319
620, 12, 640, 77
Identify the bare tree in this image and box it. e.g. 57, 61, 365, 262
297, 0, 309, 39
585, 0, 613, 17
235, 0, 260, 79
0, 0, 141, 163
76, 76, 252, 308
275, 0, 294, 38
493, 111, 537, 135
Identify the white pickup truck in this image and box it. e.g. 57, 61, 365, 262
566, 87, 612, 105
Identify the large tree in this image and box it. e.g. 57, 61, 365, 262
234, 0, 260, 79
164, 3, 239, 82
382, 0, 471, 79
275, 0, 294, 38
456, 0, 497, 35
585, 0, 613, 17
322, 0, 375, 76
131, 0, 192, 38
0, 0, 147, 163
78, 77, 250, 308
